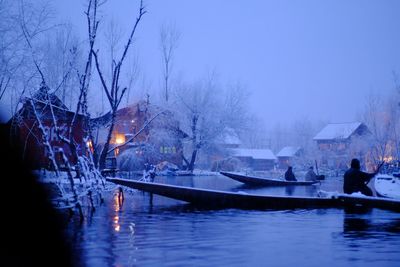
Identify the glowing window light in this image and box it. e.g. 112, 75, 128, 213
114, 133, 126, 144
86, 140, 94, 152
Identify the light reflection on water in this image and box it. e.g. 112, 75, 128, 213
65, 175, 400, 267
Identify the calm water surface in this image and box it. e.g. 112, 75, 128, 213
65, 175, 400, 267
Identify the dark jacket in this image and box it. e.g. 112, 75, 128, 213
285, 168, 297, 181
305, 169, 317, 181
343, 168, 375, 194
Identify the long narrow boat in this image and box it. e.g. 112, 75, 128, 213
106, 178, 400, 212
220, 171, 319, 186
374, 174, 400, 199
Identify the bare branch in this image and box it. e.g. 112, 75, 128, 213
92, 49, 112, 104
107, 111, 165, 154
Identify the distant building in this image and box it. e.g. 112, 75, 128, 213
216, 128, 242, 149
209, 128, 242, 171
230, 148, 277, 171
313, 122, 371, 168
276, 146, 302, 169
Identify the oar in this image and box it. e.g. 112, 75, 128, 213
314, 160, 322, 185
376, 161, 385, 173
315, 160, 320, 176
366, 161, 385, 185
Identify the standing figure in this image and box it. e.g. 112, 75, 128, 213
285, 166, 297, 181
343, 158, 377, 196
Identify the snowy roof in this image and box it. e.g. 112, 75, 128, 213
217, 128, 242, 145
31, 84, 68, 110
231, 148, 277, 160
276, 146, 301, 157
313, 122, 364, 141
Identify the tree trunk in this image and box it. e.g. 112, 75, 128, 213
188, 149, 198, 172
99, 111, 116, 169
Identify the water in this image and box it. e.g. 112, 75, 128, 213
65, 175, 400, 267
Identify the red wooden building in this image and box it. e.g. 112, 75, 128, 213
8, 86, 88, 169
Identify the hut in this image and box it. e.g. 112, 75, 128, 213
8, 85, 88, 169
313, 122, 371, 168
276, 146, 302, 169
230, 148, 277, 171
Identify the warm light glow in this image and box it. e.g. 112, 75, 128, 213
384, 156, 394, 162
86, 140, 94, 152
115, 133, 125, 144
113, 213, 120, 232
114, 194, 121, 212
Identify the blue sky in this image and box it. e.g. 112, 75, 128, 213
55, 0, 400, 127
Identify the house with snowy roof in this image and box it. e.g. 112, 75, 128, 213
92, 100, 186, 169
8, 84, 89, 169
313, 122, 371, 168
230, 148, 277, 170
276, 146, 303, 169
216, 128, 242, 149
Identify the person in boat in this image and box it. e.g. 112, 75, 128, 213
343, 158, 377, 196
285, 166, 297, 181
305, 166, 317, 181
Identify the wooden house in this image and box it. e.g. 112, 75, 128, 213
276, 146, 302, 169
313, 122, 371, 168
230, 148, 277, 171
92, 100, 186, 169
8, 85, 88, 169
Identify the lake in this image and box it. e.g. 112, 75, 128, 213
64, 174, 400, 267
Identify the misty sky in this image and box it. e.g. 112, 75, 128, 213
55, 0, 400, 127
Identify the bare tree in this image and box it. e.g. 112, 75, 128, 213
41, 23, 81, 107
0, 1, 21, 101
92, 0, 146, 169
173, 75, 219, 171
159, 22, 180, 103
125, 53, 140, 105
173, 74, 251, 172
362, 93, 394, 164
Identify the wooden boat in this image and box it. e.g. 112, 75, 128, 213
374, 174, 400, 199
106, 178, 400, 212
220, 172, 319, 186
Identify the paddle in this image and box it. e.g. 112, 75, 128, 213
375, 160, 385, 174
315, 160, 322, 184
315, 160, 320, 176
366, 161, 385, 185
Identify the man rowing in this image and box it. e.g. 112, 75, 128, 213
343, 158, 382, 196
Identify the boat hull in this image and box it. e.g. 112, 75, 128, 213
107, 178, 400, 212
220, 172, 319, 186
374, 175, 400, 199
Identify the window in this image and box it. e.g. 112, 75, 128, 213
160, 146, 177, 154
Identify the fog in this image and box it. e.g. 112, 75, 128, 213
1, 0, 400, 139
49, 0, 400, 127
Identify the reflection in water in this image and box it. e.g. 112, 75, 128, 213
305, 184, 318, 195
65, 175, 400, 266
343, 214, 400, 239
113, 188, 124, 232
113, 215, 120, 232
338, 210, 400, 263
285, 185, 296, 196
